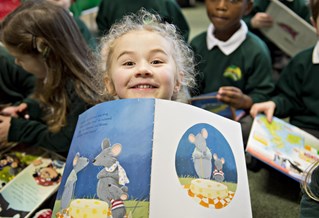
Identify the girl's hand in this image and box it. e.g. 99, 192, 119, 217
250, 101, 276, 122
216, 86, 253, 109
0, 115, 11, 143
251, 12, 273, 29
1, 103, 29, 119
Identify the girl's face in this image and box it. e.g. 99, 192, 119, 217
205, 0, 252, 40
5, 45, 47, 79
106, 30, 182, 100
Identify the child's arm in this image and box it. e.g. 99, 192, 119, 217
1, 103, 29, 119
250, 12, 273, 29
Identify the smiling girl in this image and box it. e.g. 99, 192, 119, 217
99, 9, 197, 102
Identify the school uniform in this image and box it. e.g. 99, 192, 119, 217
190, 21, 274, 103
0, 47, 35, 105
300, 165, 319, 218
74, 16, 97, 50
244, 0, 311, 31
271, 42, 319, 131
7, 81, 90, 155
96, 0, 190, 41
243, 0, 311, 64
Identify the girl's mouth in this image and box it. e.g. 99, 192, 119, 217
133, 84, 155, 89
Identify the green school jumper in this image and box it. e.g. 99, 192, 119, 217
74, 17, 97, 50
300, 165, 319, 218
96, 0, 190, 41
243, 0, 310, 57
8, 81, 90, 155
272, 46, 319, 131
190, 30, 274, 104
0, 47, 35, 105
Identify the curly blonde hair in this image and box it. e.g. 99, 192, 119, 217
97, 9, 197, 102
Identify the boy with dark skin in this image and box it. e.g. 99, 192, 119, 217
190, 0, 274, 145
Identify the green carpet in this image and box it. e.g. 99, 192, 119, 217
248, 164, 301, 218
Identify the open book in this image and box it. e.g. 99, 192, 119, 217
190, 92, 246, 121
260, 0, 317, 57
0, 143, 65, 217
246, 115, 319, 182
52, 98, 251, 218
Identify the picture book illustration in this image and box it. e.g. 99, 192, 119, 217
52, 98, 252, 218
190, 92, 245, 121
175, 124, 238, 209
0, 144, 65, 217
246, 114, 319, 181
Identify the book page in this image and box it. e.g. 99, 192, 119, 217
0, 147, 65, 218
52, 99, 251, 218
190, 92, 246, 121
261, 0, 317, 57
189, 92, 235, 120
246, 115, 319, 182
150, 100, 252, 217
52, 99, 156, 218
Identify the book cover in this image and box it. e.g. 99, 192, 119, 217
52, 98, 251, 218
0, 144, 65, 217
190, 92, 245, 121
261, 0, 317, 57
246, 114, 319, 182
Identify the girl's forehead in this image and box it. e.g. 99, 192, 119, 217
114, 29, 172, 51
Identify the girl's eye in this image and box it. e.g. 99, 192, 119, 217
123, 61, 135, 66
151, 60, 163, 64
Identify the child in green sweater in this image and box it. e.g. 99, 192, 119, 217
190, 0, 274, 145
0, 45, 35, 106
0, 1, 107, 154
96, 0, 190, 42
250, 0, 319, 216
243, 0, 311, 73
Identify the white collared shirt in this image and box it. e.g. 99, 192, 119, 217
312, 40, 319, 64
206, 20, 248, 55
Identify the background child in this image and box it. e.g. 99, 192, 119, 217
249, 0, 319, 215
0, 1, 107, 155
243, 0, 311, 75
0, 45, 35, 106
190, 0, 274, 145
36, 0, 97, 50
249, 0, 319, 139
99, 8, 196, 101
96, 0, 190, 42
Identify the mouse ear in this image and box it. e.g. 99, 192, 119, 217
188, 134, 195, 143
213, 153, 218, 160
201, 128, 208, 139
101, 138, 111, 150
111, 143, 122, 157
73, 153, 80, 166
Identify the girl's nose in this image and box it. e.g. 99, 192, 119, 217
134, 62, 153, 77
